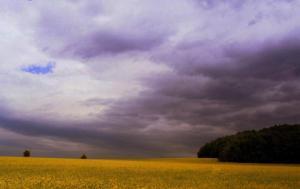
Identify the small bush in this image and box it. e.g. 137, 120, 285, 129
23, 150, 31, 157
80, 154, 87, 159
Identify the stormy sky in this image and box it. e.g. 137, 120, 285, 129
1, 0, 300, 157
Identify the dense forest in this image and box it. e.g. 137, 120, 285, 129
198, 124, 300, 163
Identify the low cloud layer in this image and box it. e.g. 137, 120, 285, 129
0, 0, 300, 157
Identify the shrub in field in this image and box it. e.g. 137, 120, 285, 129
198, 124, 300, 163
23, 150, 31, 157
81, 154, 87, 159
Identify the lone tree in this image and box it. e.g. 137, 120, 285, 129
80, 154, 87, 159
23, 150, 31, 157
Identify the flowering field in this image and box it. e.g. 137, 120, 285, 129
0, 157, 299, 189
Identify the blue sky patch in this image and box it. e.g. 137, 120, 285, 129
22, 62, 56, 75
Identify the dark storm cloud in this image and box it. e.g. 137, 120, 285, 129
3, 36, 300, 156
83, 98, 115, 106
38, 0, 300, 156
0, 114, 175, 156
63, 30, 165, 59
95, 36, 300, 147
153, 37, 300, 124
0, 98, 220, 156
34, 1, 171, 59
1, 0, 300, 157
193, 39, 300, 81
195, 0, 245, 9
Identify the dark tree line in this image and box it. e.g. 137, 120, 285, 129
197, 124, 300, 163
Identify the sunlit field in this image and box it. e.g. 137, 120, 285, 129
0, 157, 299, 189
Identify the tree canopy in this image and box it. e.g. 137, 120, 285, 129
80, 154, 87, 159
197, 124, 300, 163
23, 150, 31, 157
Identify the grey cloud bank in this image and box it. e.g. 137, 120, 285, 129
0, 0, 300, 157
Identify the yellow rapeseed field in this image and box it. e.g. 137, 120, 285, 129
0, 157, 299, 189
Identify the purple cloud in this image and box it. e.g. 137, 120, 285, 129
0, 0, 300, 157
